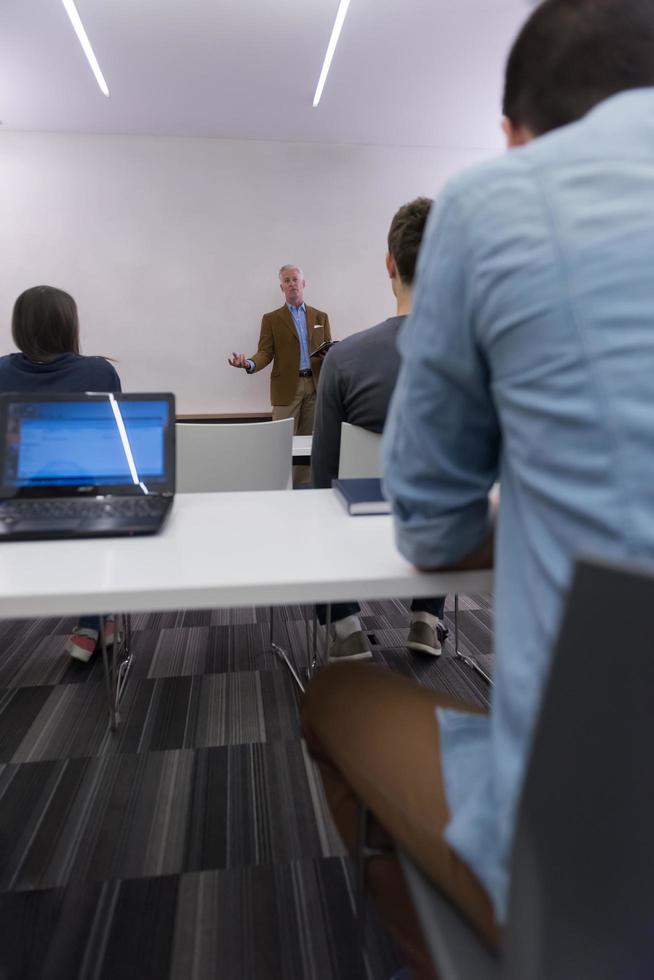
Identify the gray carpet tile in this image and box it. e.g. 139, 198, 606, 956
0, 859, 399, 980
0, 686, 54, 759
0, 742, 334, 892
0, 876, 182, 980
0, 597, 493, 978
0, 671, 303, 764
170, 859, 398, 980
375, 646, 491, 709
131, 623, 285, 679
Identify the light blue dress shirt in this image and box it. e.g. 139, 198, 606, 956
246, 302, 310, 374
383, 89, 654, 921
287, 302, 311, 371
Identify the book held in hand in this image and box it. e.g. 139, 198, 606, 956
332, 478, 391, 516
311, 340, 338, 357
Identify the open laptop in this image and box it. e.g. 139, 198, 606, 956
0, 392, 175, 540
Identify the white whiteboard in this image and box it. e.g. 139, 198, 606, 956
0, 131, 491, 413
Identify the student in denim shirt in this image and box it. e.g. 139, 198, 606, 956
302, 2, 654, 976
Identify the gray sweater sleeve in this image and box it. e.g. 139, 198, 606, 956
311, 349, 347, 489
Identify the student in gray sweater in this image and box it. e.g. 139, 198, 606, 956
312, 198, 447, 660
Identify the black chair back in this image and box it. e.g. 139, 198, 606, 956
504, 557, 654, 980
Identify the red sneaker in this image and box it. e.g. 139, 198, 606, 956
65, 627, 99, 663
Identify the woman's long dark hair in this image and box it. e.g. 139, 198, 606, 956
12, 285, 80, 362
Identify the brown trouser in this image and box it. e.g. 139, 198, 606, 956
272, 375, 316, 484
301, 662, 499, 980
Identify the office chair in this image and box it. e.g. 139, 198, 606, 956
175, 418, 307, 686
175, 418, 293, 492
338, 422, 382, 479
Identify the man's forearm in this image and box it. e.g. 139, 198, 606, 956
249, 350, 273, 372
416, 529, 494, 572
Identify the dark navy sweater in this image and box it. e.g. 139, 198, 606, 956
0, 353, 121, 393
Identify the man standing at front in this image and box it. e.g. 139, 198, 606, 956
229, 265, 331, 440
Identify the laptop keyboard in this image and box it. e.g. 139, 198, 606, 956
0, 497, 166, 522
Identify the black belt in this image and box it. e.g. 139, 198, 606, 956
298, 369, 312, 377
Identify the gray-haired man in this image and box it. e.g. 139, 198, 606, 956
229, 266, 332, 442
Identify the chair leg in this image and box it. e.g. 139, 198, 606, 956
455, 593, 459, 654
452, 594, 493, 685
270, 604, 306, 692
100, 612, 134, 732
355, 804, 396, 973
115, 613, 134, 706
100, 613, 118, 732
356, 804, 370, 957
304, 608, 311, 674
307, 606, 320, 680
323, 602, 332, 665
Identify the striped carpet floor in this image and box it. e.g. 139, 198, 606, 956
0, 595, 492, 980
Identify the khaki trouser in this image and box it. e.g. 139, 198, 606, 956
301, 663, 499, 980
272, 375, 316, 484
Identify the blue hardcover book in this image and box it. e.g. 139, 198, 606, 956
332, 478, 390, 515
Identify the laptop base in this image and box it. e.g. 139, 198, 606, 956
0, 501, 172, 541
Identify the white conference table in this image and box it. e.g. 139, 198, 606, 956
0, 490, 493, 714
0, 489, 492, 618
292, 435, 312, 465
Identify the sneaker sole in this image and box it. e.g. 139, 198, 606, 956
406, 641, 442, 657
328, 650, 373, 664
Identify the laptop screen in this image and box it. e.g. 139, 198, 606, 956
0, 393, 175, 495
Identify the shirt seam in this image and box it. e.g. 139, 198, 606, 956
513, 152, 638, 551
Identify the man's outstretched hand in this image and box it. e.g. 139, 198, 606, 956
228, 352, 249, 369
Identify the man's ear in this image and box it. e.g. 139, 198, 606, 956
386, 252, 396, 280
502, 115, 535, 148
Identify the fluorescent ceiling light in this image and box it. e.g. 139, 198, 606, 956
61, 0, 110, 97
313, 0, 351, 108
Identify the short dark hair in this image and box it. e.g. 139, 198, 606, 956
11, 285, 80, 362
503, 0, 654, 135
387, 197, 432, 286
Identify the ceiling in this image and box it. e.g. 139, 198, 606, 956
0, 0, 529, 149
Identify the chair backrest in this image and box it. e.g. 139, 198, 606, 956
399, 852, 499, 980
175, 418, 293, 492
337, 422, 382, 478
504, 556, 654, 980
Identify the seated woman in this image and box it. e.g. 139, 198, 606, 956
0, 285, 122, 662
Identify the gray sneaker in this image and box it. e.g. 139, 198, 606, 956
406, 619, 443, 657
328, 630, 373, 662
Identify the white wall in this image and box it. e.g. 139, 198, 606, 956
0, 132, 492, 413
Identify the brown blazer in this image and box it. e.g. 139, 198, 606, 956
249, 304, 332, 407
